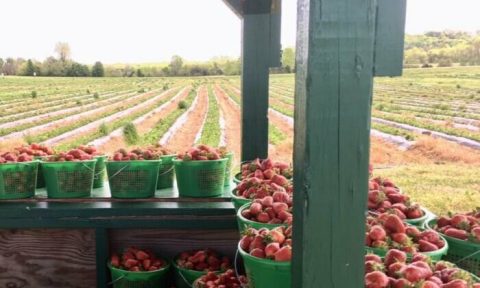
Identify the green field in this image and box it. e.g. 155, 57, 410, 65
0, 67, 479, 215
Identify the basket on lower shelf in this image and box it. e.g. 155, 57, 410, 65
157, 155, 175, 189
106, 160, 162, 198
0, 161, 38, 199
173, 158, 227, 198
42, 159, 96, 198
173, 261, 211, 288
427, 219, 480, 276
93, 155, 107, 188
108, 263, 170, 288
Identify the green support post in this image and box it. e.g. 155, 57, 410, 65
96, 228, 109, 288
241, 0, 272, 161
292, 0, 405, 286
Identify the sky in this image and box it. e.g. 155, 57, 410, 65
1, 0, 479, 64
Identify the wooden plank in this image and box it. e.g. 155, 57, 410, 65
292, 0, 376, 286
0, 229, 96, 288
374, 0, 407, 76
241, 12, 271, 161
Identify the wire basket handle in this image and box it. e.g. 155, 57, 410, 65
108, 164, 131, 180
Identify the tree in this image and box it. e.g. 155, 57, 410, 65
25, 59, 36, 76
0, 58, 4, 72
67, 62, 90, 76
41, 56, 65, 76
169, 55, 183, 76
55, 42, 71, 62
281, 47, 295, 72
2, 58, 17, 75
136, 69, 144, 77
91, 61, 105, 77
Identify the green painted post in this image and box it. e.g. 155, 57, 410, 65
292, 0, 387, 286
96, 228, 109, 288
241, 0, 272, 161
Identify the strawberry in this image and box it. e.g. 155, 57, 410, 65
444, 228, 468, 240
274, 246, 291, 262
250, 248, 266, 259
265, 242, 280, 258
385, 249, 407, 267
369, 225, 387, 241
110, 254, 120, 267
384, 214, 406, 234
418, 240, 439, 252
365, 271, 389, 288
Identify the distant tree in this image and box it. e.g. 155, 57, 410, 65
0, 58, 4, 72
136, 69, 144, 77
55, 42, 71, 62
2, 58, 17, 75
123, 65, 135, 77
91, 61, 105, 77
169, 55, 183, 76
25, 59, 36, 76
67, 62, 90, 76
281, 47, 295, 72
41, 57, 65, 76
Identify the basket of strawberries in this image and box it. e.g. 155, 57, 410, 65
77, 145, 106, 189
107, 148, 162, 198
237, 194, 292, 232
231, 177, 292, 211
0, 152, 37, 199
193, 269, 248, 288
234, 158, 292, 184
14, 143, 54, 188
146, 145, 176, 190
174, 145, 228, 197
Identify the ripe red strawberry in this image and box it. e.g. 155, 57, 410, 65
274, 246, 291, 262
384, 214, 406, 234
364, 271, 389, 288
250, 248, 266, 259
111, 254, 120, 267
369, 225, 387, 241
418, 240, 439, 252
444, 228, 468, 240
385, 249, 407, 267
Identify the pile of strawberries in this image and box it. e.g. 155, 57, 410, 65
15, 143, 54, 157
0, 152, 34, 163
366, 213, 446, 253
236, 177, 292, 200
241, 195, 293, 225
176, 249, 231, 272
111, 148, 162, 161
368, 176, 425, 220
46, 149, 94, 162
77, 145, 102, 156
433, 211, 480, 243
194, 269, 247, 288
239, 158, 292, 181
176, 145, 225, 161
365, 249, 480, 288
146, 144, 174, 156
110, 247, 166, 272
239, 226, 292, 262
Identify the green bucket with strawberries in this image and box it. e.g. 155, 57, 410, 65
404, 207, 429, 227
0, 161, 38, 199
157, 155, 175, 190
172, 260, 210, 288
173, 158, 227, 198
106, 160, 161, 199
108, 263, 170, 288
93, 155, 107, 189
42, 160, 96, 198
230, 188, 251, 211
427, 219, 480, 276
238, 244, 291, 288
237, 203, 289, 233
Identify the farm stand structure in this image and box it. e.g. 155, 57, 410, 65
0, 0, 406, 287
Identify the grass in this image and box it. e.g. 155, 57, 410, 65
269, 124, 286, 145
374, 164, 480, 215
198, 85, 220, 146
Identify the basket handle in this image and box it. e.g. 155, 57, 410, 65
177, 269, 194, 288
108, 164, 131, 180
454, 249, 480, 265
234, 249, 249, 288
158, 165, 174, 176
107, 274, 126, 286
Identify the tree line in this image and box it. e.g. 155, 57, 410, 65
404, 31, 480, 67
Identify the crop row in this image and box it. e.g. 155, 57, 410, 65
197, 85, 221, 147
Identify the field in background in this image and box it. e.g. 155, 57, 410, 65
0, 66, 479, 214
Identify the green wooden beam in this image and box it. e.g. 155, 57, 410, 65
292, 0, 377, 286
269, 0, 282, 67
95, 228, 109, 288
222, 0, 242, 18
374, 0, 407, 76
241, 9, 271, 161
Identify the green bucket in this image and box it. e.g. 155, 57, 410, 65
106, 160, 161, 199
427, 219, 480, 276
231, 188, 251, 211
237, 203, 288, 233
42, 160, 96, 198
35, 156, 46, 188
365, 234, 449, 261
93, 155, 106, 188
173, 260, 211, 288
233, 172, 242, 184
108, 262, 170, 288
0, 161, 38, 199
238, 245, 291, 288
404, 207, 429, 227
157, 155, 175, 190
173, 158, 227, 198
224, 153, 234, 186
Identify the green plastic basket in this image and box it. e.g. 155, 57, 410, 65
0, 161, 38, 199
365, 234, 449, 261
108, 262, 170, 288
238, 245, 291, 288
224, 153, 234, 186
427, 219, 480, 276
93, 155, 106, 188
157, 155, 175, 189
231, 188, 251, 211
237, 203, 289, 233
42, 160, 96, 198
404, 207, 429, 227
173, 158, 227, 198
173, 260, 211, 288
233, 172, 242, 184
35, 156, 46, 188
106, 160, 161, 199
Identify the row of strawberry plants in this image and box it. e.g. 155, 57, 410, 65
197, 85, 221, 147
371, 122, 417, 141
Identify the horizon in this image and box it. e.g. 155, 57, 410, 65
1, 0, 480, 64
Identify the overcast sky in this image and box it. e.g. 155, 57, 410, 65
1, 0, 479, 64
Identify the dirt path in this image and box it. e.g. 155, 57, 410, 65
214, 85, 241, 166
165, 86, 209, 152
